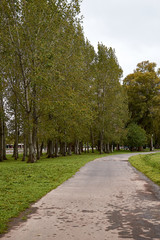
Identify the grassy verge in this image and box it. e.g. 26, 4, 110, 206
0, 151, 112, 234
129, 153, 160, 186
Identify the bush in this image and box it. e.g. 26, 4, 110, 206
126, 123, 147, 151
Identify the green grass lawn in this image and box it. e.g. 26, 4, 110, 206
0, 149, 154, 234
0, 151, 112, 234
129, 153, 160, 186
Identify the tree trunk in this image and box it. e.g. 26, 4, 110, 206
0, 92, 4, 162
26, 86, 36, 163
36, 139, 40, 160
84, 143, 87, 153
27, 127, 35, 163
55, 139, 59, 157
104, 144, 107, 153
116, 144, 120, 151
47, 140, 54, 158
81, 142, 83, 153
60, 142, 67, 156
13, 104, 19, 160
40, 142, 44, 156
99, 132, 103, 154
63, 142, 67, 156
13, 131, 19, 160
27, 120, 37, 163
0, 114, 3, 162
22, 134, 27, 161
3, 123, 7, 160
32, 124, 37, 162
67, 143, 72, 156
111, 144, 114, 153
91, 129, 94, 153
3, 128, 7, 160
138, 146, 143, 151
79, 142, 82, 155
87, 142, 90, 153
150, 135, 153, 151
107, 142, 110, 153
74, 140, 79, 154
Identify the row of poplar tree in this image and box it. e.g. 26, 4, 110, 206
0, 0, 128, 162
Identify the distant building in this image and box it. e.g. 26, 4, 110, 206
6, 143, 24, 149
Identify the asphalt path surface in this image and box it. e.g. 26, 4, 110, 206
1, 153, 160, 240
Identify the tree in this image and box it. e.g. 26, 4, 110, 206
0, 0, 83, 162
123, 61, 160, 149
126, 123, 147, 151
0, 79, 4, 162
0, 0, 129, 161
94, 43, 128, 153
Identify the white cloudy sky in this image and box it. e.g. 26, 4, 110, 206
80, 0, 160, 78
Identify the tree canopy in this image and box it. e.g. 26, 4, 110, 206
0, 0, 128, 161
124, 61, 160, 149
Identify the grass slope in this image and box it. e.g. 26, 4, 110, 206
129, 153, 160, 186
0, 152, 110, 234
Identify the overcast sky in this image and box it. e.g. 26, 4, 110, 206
81, 0, 160, 78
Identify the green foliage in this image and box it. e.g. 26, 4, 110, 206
126, 123, 147, 149
93, 43, 128, 150
129, 153, 160, 185
0, 0, 128, 160
123, 61, 160, 134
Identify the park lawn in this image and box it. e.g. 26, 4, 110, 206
129, 153, 160, 186
0, 152, 112, 234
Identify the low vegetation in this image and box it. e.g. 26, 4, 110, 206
129, 153, 160, 186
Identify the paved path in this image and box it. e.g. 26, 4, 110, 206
1, 153, 160, 240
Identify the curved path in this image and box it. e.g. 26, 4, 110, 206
1, 153, 160, 240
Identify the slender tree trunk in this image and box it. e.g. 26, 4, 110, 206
100, 132, 103, 154
22, 134, 27, 161
32, 125, 37, 162
79, 142, 82, 155
107, 142, 110, 153
90, 129, 94, 153
63, 142, 67, 156
74, 140, 79, 154
81, 142, 83, 153
36, 139, 40, 160
40, 142, 44, 156
104, 144, 107, 153
47, 140, 54, 158
55, 139, 58, 157
111, 143, 113, 153
26, 82, 35, 163
27, 113, 37, 163
14, 126, 19, 160
84, 143, 87, 153
116, 144, 120, 151
87, 142, 90, 153
60, 142, 66, 156
67, 143, 72, 156
0, 114, 3, 162
13, 102, 19, 160
28, 127, 34, 163
12, 143, 15, 158
0, 92, 4, 162
3, 128, 7, 160
3, 123, 7, 160
31, 89, 38, 162
150, 135, 153, 151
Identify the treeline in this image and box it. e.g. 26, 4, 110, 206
0, 0, 128, 162
124, 61, 160, 151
